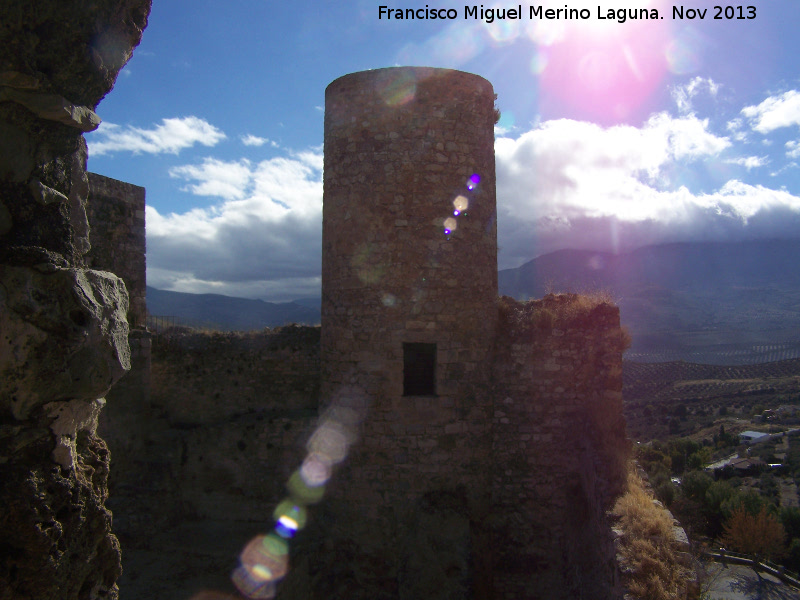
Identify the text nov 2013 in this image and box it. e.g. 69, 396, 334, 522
377, 5, 758, 23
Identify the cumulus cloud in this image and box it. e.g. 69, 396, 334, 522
170, 158, 253, 201
89, 116, 226, 156
742, 90, 800, 133
143, 100, 800, 300
146, 151, 323, 300
495, 114, 800, 267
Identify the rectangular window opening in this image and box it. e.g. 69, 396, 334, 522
403, 342, 437, 396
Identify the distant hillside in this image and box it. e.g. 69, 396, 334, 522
498, 239, 800, 364
146, 286, 320, 330
498, 239, 800, 299
145, 239, 800, 362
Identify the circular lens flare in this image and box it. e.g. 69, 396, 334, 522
453, 196, 469, 211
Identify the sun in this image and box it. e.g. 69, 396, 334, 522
525, 0, 672, 123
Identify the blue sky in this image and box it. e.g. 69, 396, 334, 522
86, 0, 800, 301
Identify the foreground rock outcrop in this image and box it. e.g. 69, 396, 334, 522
0, 2, 150, 598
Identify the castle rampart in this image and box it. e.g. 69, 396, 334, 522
34, 64, 630, 600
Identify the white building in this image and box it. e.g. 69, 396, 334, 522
739, 430, 770, 444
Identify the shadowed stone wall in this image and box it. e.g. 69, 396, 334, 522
0, 2, 150, 598
321, 66, 498, 516
109, 307, 627, 600
85, 173, 152, 506
491, 295, 630, 599
86, 173, 146, 328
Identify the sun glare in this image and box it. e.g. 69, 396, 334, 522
525, 0, 671, 122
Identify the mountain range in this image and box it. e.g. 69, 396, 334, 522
146, 286, 320, 331
147, 239, 800, 364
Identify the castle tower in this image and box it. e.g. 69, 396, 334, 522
320, 67, 498, 509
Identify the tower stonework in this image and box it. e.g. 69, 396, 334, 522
321, 67, 497, 506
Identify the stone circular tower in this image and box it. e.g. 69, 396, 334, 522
321, 67, 497, 506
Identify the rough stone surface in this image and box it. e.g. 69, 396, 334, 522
0, 1, 150, 598
86, 173, 147, 328
0, 429, 121, 600
0, 266, 130, 421
490, 295, 630, 599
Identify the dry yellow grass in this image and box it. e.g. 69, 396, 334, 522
613, 469, 691, 600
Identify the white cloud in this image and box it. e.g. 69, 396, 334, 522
787, 140, 800, 159
169, 158, 253, 201
241, 134, 278, 147
496, 113, 730, 218
495, 115, 800, 267
742, 90, 800, 133
89, 116, 226, 156
726, 156, 769, 170
146, 151, 323, 298
143, 108, 800, 300
672, 77, 720, 114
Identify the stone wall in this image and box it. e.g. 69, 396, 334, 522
102, 303, 628, 599
491, 295, 630, 599
102, 327, 320, 540
86, 173, 146, 328
0, 2, 151, 599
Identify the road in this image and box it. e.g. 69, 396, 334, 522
704, 563, 800, 600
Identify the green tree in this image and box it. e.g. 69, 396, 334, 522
721, 489, 766, 521
704, 480, 736, 537
687, 447, 712, 470
682, 470, 713, 504
786, 538, 800, 573
655, 481, 676, 506
781, 507, 800, 541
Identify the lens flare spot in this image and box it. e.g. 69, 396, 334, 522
467, 174, 481, 190
235, 534, 289, 596
381, 292, 397, 307
485, 19, 520, 45
376, 70, 417, 107
453, 195, 469, 211
287, 470, 326, 505
300, 452, 332, 486
307, 420, 350, 465
665, 36, 701, 75
443, 217, 458, 233
274, 500, 308, 531
231, 565, 278, 599
529, 51, 549, 75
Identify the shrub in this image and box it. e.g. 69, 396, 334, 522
614, 470, 690, 600
722, 505, 785, 562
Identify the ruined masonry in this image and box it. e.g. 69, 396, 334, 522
302, 67, 630, 599
2, 52, 630, 600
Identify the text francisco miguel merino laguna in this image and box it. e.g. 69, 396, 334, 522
378, 5, 756, 23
